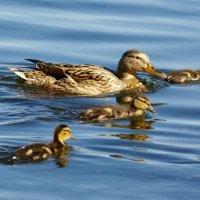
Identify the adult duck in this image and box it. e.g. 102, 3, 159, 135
9, 50, 166, 95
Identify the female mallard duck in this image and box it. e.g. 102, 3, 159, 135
79, 96, 155, 122
167, 69, 200, 83
9, 124, 75, 164
9, 50, 166, 95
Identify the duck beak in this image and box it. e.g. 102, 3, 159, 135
147, 105, 156, 113
70, 135, 75, 140
144, 65, 166, 79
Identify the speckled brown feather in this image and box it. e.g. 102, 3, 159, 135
167, 70, 200, 83
37, 62, 121, 83
79, 96, 154, 122
9, 50, 167, 95
9, 124, 74, 164
10, 63, 144, 95
11, 143, 52, 162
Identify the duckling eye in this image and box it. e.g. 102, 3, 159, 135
61, 130, 68, 136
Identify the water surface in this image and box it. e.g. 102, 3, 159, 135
0, 0, 200, 199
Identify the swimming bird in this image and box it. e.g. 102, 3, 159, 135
9, 124, 75, 164
9, 50, 166, 95
79, 96, 155, 122
167, 69, 200, 83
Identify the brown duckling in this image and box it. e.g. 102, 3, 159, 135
9, 124, 75, 164
79, 96, 155, 122
167, 69, 200, 83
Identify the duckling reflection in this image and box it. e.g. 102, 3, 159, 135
166, 69, 200, 83
99, 118, 155, 130
8, 124, 75, 165
55, 146, 71, 167
110, 154, 144, 163
130, 119, 154, 130
79, 96, 155, 122
100, 133, 150, 141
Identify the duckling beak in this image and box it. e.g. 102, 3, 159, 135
147, 105, 156, 113
144, 65, 167, 79
70, 135, 75, 140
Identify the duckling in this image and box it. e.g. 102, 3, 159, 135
167, 69, 200, 83
79, 96, 155, 122
9, 50, 166, 95
9, 124, 75, 164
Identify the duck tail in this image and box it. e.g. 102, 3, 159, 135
9, 66, 27, 80
25, 59, 42, 64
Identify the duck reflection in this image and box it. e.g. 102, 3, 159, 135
101, 131, 150, 163
55, 145, 71, 168
110, 154, 144, 163
114, 133, 149, 141
100, 132, 150, 142
99, 117, 155, 130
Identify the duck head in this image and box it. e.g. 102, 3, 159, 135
117, 50, 166, 79
131, 96, 155, 113
53, 124, 75, 146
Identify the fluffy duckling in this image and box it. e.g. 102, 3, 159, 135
79, 96, 155, 122
167, 69, 200, 83
9, 124, 75, 164
9, 50, 166, 95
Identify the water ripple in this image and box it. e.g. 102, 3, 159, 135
0, 0, 200, 199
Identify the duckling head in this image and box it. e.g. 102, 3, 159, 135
53, 124, 75, 146
117, 50, 166, 79
132, 96, 155, 113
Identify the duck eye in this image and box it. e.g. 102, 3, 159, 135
62, 131, 68, 135
128, 56, 142, 61
149, 65, 154, 69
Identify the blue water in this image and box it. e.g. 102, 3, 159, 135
0, 0, 200, 199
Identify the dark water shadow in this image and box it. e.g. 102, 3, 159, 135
97, 118, 155, 130
99, 132, 150, 142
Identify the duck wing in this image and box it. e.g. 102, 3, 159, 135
9, 143, 52, 163
25, 59, 118, 82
